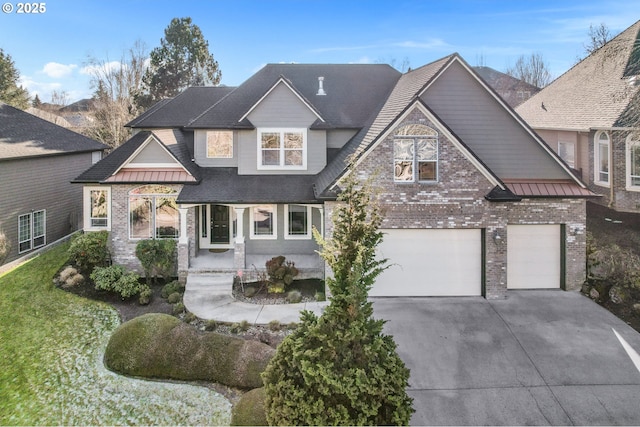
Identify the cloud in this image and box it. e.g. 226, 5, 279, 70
80, 61, 124, 77
41, 62, 77, 78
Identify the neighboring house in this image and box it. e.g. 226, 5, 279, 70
0, 103, 107, 265
473, 66, 540, 107
74, 54, 594, 299
517, 20, 640, 212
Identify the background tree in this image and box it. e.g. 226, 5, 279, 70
0, 48, 30, 109
49, 90, 70, 107
584, 23, 613, 55
262, 175, 414, 425
85, 40, 148, 148
31, 94, 42, 108
136, 17, 221, 109
505, 52, 553, 88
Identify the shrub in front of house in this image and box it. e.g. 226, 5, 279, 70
161, 280, 183, 298
231, 387, 268, 426
0, 227, 10, 264
90, 264, 142, 300
104, 313, 275, 389
262, 175, 413, 425
265, 256, 299, 293
68, 231, 110, 273
135, 239, 177, 284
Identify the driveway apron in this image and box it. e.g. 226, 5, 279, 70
373, 290, 640, 426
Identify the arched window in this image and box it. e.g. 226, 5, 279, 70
129, 185, 179, 239
594, 131, 610, 186
393, 124, 438, 183
627, 132, 640, 189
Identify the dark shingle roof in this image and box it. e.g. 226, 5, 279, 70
188, 64, 401, 129
0, 103, 107, 160
177, 168, 317, 204
73, 129, 199, 183
127, 86, 235, 128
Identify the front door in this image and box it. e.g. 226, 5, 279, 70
210, 204, 230, 244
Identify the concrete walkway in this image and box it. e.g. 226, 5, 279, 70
183, 273, 328, 324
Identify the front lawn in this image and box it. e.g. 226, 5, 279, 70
0, 242, 231, 425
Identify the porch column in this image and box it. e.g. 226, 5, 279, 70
233, 207, 246, 270
177, 207, 189, 283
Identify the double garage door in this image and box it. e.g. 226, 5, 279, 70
372, 225, 561, 297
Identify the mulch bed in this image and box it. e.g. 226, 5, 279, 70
586, 201, 640, 333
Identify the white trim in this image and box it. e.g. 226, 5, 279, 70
625, 133, 640, 191
339, 102, 502, 190
83, 186, 111, 231
239, 78, 325, 123
284, 204, 312, 240
257, 128, 307, 170
112, 134, 193, 178
594, 130, 611, 188
249, 204, 278, 240
198, 204, 235, 249
420, 56, 586, 188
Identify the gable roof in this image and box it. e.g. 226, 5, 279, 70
0, 103, 106, 161
126, 86, 235, 128
73, 129, 199, 183
187, 63, 401, 129
315, 54, 586, 198
516, 20, 640, 130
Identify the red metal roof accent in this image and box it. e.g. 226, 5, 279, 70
503, 179, 596, 197
105, 168, 195, 183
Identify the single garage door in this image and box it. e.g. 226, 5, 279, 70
372, 229, 482, 297
507, 224, 561, 289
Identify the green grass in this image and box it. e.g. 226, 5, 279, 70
0, 243, 231, 425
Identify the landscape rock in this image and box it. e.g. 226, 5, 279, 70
609, 286, 629, 305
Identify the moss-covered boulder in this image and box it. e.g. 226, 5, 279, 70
105, 313, 274, 388
231, 387, 267, 426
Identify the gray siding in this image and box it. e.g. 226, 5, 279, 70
327, 129, 358, 149
422, 60, 568, 180
237, 83, 327, 175
244, 204, 321, 255
193, 130, 239, 167
0, 153, 93, 264
131, 139, 176, 163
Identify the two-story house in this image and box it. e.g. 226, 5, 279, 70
74, 54, 594, 299
0, 103, 107, 266
517, 20, 640, 212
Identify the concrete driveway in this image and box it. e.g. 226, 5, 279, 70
373, 290, 640, 426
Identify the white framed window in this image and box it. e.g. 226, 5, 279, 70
128, 185, 179, 239
250, 205, 277, 239
257, 128, 306, 170
626, 133, 640, 190
206, 131, 233, 158
84, 186, 111, 230
558, 141, 575, 168
285, 204, 312, 239
594, 131, 610, 186
393, 124, 438, 183
18, 210, 46, 253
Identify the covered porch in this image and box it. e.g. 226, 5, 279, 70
189, 249, 325, 280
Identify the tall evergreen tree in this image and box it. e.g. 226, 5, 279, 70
136, 17, 221, 109
0, 48, 30, 109
262, 175, 414, 425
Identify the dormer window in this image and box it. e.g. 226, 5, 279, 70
393, 124, 438, 182
257, 128, 306, 170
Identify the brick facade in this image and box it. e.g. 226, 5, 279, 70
323, 109, 587, 299
588, 130, 640, 212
